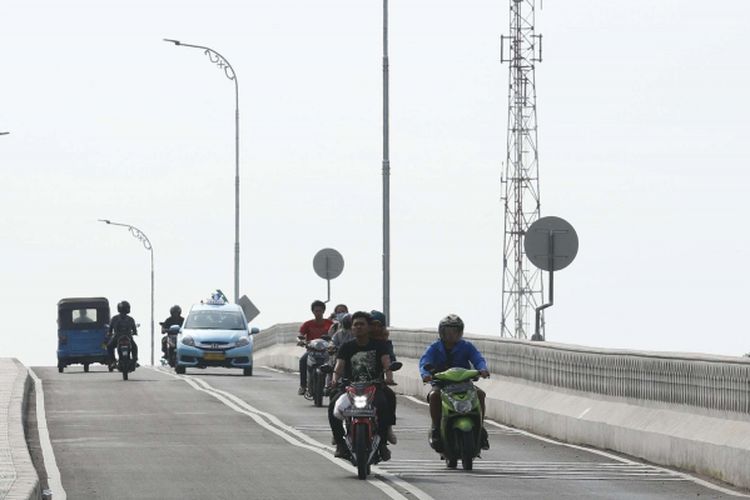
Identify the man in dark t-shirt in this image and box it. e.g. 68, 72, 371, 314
329, 311, 396, 460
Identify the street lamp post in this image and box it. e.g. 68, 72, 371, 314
164, 38, 241, 304
98, 219, 155, 366
382, 0, 391, 325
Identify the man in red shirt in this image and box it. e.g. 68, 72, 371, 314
298, 300, 333, 395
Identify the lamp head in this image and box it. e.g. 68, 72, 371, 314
163, 38, 181, 46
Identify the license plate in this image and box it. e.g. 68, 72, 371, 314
204, 352, 225, 361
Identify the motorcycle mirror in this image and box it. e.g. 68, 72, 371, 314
389, 362, 403, 372
319, 364, 334, 374
168, 325, 181, 334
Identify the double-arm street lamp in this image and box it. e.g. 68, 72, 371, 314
98, 219, 155, 366
164, 38, 241, 304
0, 132, 9, 136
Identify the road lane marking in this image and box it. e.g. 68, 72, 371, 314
153, 367, 434, 500
28, 369, 66, 500
403, 394, 750, 497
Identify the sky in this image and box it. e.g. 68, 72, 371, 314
2, 1, 749, 366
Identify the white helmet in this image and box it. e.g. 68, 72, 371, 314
438, 314, 464, 340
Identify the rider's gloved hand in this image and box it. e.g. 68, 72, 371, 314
422, 375, 433, 383
479, 370, 490, 379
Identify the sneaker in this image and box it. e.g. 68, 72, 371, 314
297, 386, 306, 396
334, 442, 350, 458
379, 443, 391, 462
480, 427, 490, 450
387, 426, 398, 445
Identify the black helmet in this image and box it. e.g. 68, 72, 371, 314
170, 305, 182, 316
340, 313, 353, 330
117, 301, 131, 314
438, 314, 464, 340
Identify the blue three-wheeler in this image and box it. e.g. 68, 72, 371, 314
57, 297, 111, 373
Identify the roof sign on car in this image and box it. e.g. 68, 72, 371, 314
203, 289, 229, 305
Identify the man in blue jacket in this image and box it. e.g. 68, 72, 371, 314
419, 314, 490, 451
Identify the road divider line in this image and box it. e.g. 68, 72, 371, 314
402, 394, 750, 498
29, 369, 66, 500
152, 367, 433, 500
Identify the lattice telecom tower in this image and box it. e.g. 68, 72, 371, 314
500, 0, 544, 339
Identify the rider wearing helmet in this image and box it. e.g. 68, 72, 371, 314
107, 300, 139, 367
419, 314, 490, 451
160, 305, 184, 359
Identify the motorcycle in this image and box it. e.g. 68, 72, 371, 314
116, 335, 136, 380
425, 365, 485, 470
325, 362, 402, 480
164, 324, 180, 368
299, 336, 332, 407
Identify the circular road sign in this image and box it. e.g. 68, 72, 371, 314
524, 216, 579, 272
313, 248, 345, 280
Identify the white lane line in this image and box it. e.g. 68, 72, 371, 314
403, 394, 750, 498
152, 367, 433, 500
28, 369, 66, 500
257, 365, 285, 374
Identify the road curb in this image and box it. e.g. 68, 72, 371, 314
0, 358, 41, 500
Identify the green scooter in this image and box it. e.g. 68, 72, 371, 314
428, 366, 485, 470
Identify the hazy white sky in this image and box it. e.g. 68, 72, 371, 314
2, 1, 749, 365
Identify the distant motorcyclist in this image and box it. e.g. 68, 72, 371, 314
419, 314, 490, 451
329, 313, 353, 352
108, 301, 138, 368
327, 304, 349, 336
298, 300, 333, 395
160, 305, 184, 359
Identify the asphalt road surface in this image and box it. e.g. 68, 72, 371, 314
28, 365, 748, 500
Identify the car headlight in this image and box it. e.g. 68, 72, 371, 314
181, 335, 195, 347
353, 395, 368, 409
235, 337, 250, 347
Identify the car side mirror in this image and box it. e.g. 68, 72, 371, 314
249, 327, 260, 335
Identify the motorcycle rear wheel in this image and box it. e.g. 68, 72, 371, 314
355, 424, 369, 480
121, 363, 128, 381
460, 431, 474, 471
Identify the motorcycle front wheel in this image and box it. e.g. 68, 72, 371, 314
460, 431, 474, 471
313, 371, 324, 407
355, 424, 369, 480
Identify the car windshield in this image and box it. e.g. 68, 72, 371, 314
184, 310, 246, 330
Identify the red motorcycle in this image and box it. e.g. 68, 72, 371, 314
326, 362, 402, 479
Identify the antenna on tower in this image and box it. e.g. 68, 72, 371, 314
500, 0, 545, 339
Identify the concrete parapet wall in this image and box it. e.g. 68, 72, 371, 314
253, 324, 750, 490
0, 358, 40, 500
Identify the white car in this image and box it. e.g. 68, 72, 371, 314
175, 298, 257, 376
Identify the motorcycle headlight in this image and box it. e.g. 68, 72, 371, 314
353, 395, 368, 409
454, 400, 473, 414
181, 335, 195, 347
235, 337, 250, 347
